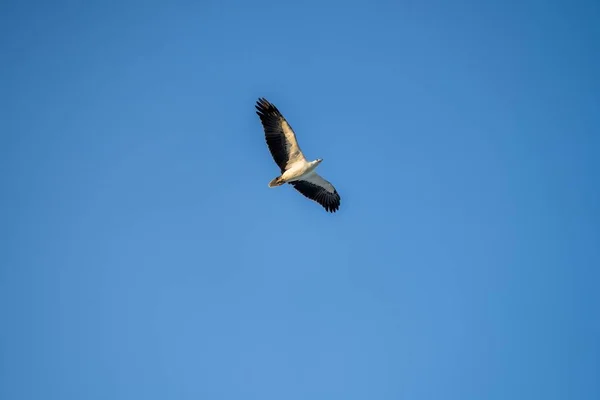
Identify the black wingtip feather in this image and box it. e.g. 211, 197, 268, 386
289, 181, 341, 213
255, 97, 282, 117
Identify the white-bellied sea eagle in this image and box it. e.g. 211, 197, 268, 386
255, 98, 341, 213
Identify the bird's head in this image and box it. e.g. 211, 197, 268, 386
315, 158, 323, 164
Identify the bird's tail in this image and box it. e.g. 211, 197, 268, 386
268, 176, 285, 187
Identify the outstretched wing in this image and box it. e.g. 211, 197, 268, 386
289, 173, 341, 213
255, 98, 306, 172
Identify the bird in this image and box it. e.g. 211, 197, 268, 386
255, 97, 341, 213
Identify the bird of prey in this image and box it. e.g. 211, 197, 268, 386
255, 97, 341, 213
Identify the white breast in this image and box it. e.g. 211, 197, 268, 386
282, 160, 312, 181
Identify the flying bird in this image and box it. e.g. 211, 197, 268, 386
255, 97, 341, 213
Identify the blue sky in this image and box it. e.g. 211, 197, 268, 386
1, 0, 599, 399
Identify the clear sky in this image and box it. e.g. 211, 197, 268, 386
1, 0, 599, 399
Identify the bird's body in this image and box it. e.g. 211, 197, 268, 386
255, 98, 341, 213
270, 159, 321, 187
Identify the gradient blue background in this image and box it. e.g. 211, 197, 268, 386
2, 0, 599, 399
